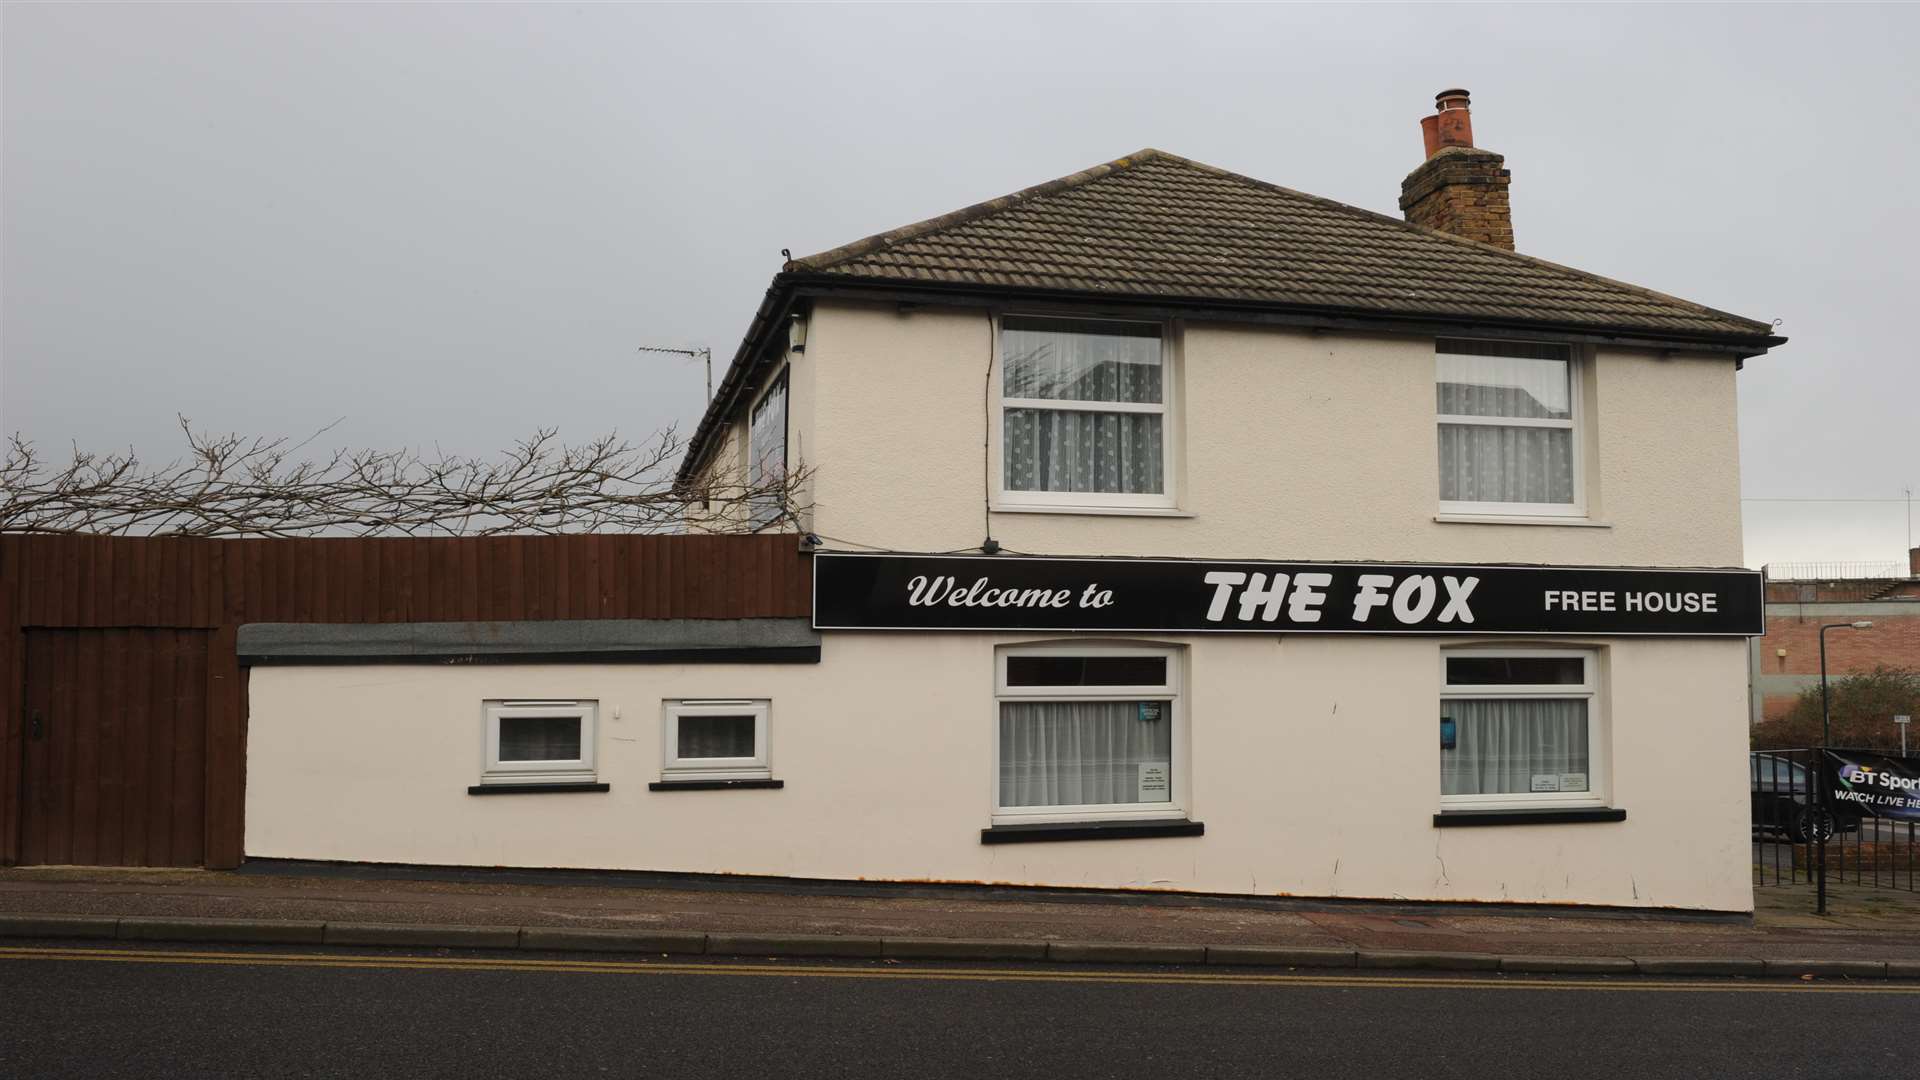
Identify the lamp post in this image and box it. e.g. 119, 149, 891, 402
1818, 621, 1874, 747
1815, 620, 1873, 915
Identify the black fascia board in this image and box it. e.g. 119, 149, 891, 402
786, 275, 1787, 358
675, 275, 804, 488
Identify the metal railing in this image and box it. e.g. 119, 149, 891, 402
1752, 747, 1919, 901
1761, 561, 1909, 581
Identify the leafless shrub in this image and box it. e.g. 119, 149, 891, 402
0, 417, 804, 537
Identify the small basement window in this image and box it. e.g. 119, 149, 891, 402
663, 700, 771, 781
481, 700, 597, 786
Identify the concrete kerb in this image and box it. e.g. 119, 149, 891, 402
881, 937, 1048, 961
1357, 950, 1501, 971
519, 928, 708, 955
324, 923, 520, 949
1, 914, 1917, 980
1048, 941, 1208, 965
118, 916, 326, 944
705, 932, 884, 959
1760, 958, 1889, 979
0, 914, 119, 940
1499, 955, 1637, 975
1205, 945, 1358, 968
1631, 956, 1767, 977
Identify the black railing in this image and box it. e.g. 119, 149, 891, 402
1752, 747, 1919, 900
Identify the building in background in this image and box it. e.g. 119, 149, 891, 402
1750, 547, 1920, 726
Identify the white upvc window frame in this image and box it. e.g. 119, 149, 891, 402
992, 642, 1186, 825
480, 700, 597, 786
747, 365, 790, 532
1435, 338, 1587, 520
662, 699, 771, 782
993, 314, 1179, 513
1438, 647, 1606, 811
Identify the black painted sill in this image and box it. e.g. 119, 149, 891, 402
648, 779, 785, 792
981, 819, 1204, 845
1432, 807, 1625, 828
467, 782, 611, 796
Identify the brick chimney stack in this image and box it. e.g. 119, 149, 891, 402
1400, 89, 1515, 250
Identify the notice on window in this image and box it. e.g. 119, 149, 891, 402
1559, 772, 1589, 792
1138, 762, 1171, 802
1530, 774, 1562, 793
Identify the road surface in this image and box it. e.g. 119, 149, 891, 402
2, 941, 1914, 1079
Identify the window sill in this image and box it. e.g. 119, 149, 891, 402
980, 819, 1203, 844
649, 778, 785, 792
992, 504, 1193, 519
468, 782, 610, 795
1434, 513, 1609, 528
1432, 807, 1625, 827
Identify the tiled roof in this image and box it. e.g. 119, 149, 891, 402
787, 149, 1775, 341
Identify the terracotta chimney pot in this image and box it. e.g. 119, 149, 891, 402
1432, 88, 1474, 153
1399, 88, 1515, 250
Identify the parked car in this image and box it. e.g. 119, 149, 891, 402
1750, 752, 1863, 843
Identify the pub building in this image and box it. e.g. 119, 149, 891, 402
242, 92, 1783, 911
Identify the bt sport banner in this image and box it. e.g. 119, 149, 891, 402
812, 552, 1764, 636
1827, 751, 1920, 821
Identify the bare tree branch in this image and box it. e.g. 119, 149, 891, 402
0, 418, 807, 537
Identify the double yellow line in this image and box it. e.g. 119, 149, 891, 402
4, 944, 1917, 995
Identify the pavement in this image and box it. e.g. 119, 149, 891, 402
5, 860, 1920, 975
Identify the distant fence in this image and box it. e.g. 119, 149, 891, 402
1762, 561, 1909, 582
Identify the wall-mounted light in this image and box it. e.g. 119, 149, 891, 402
789, 312, 808, 354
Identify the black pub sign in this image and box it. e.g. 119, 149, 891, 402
812, 552, 1764, 636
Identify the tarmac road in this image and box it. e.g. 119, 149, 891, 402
2, 941, 1915, 1080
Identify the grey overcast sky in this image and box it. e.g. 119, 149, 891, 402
3, 2, 1915, 569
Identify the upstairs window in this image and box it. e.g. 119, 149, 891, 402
748, 369, 788, 529
1436, 339, 1582, 516
1000, 316, 1172, 508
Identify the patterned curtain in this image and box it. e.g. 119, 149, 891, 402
1438, 424, 1575, 503
1436, 343, 1575, 505
1003, 318, 1164, 495
1005, 410, 1164, 494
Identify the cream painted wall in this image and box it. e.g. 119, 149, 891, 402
801, 300, 1745, 566
246, 633, 1754, 911
472, 296, 1757, 908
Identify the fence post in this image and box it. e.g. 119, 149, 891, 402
1815, 748, 1828, 915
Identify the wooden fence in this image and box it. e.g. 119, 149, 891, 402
0, 533, 811, 869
